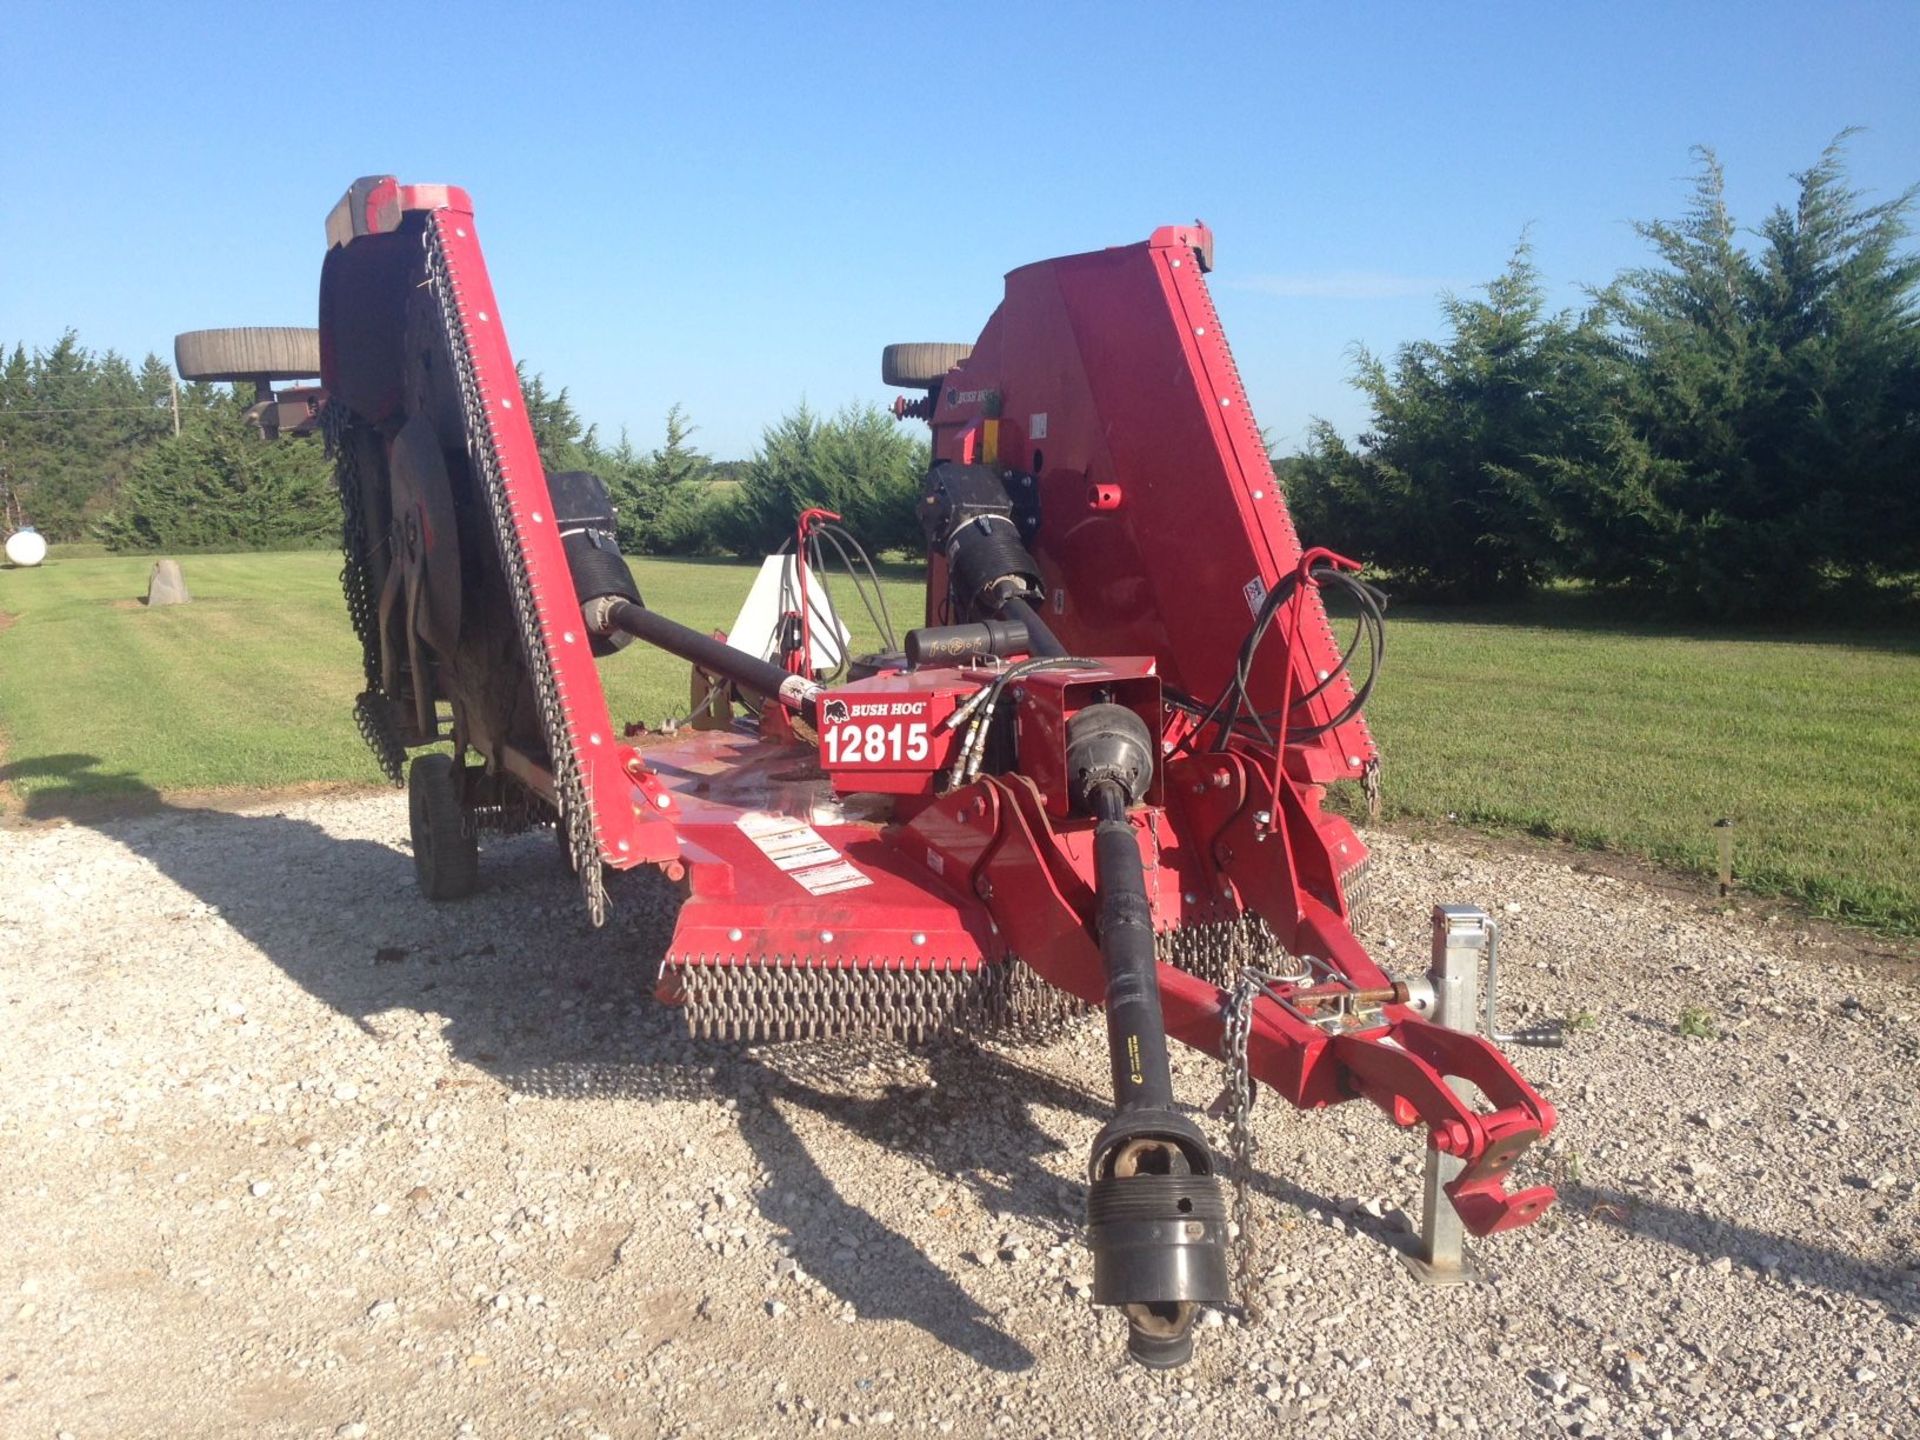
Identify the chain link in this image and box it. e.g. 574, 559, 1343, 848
327, 402, 408, 785
1222, 966, 1265, 1317
671, 955, 1089, 1043
1221, 938, 1314, 1319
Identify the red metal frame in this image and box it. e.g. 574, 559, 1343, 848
427, 209, 681, 869
322, 183, 1557, 1243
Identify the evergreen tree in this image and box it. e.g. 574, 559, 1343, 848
99, 388, 337, 551
1286, 246, 1605, 598
516, 362, 599, 473
605, 403, 720, 553
1584, 137, 1920, 612
0, 333, 187, 539
725, 402, 927, 558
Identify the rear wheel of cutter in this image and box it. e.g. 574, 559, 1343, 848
881, 342, 973, 388
409, 753, 480, 901
173, 326, 321, 382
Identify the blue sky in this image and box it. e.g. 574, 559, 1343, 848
3, 1, 1916, 459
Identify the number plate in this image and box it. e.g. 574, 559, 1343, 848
820, 707, 936, 769
817, 684, 972, 796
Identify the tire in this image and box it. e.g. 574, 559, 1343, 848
881, 342, 973, 388
174, 326, 322, 382
408, 753, 480, 901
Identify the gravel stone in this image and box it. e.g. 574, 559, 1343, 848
2, 795, 1917, 1438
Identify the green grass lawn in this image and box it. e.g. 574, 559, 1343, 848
1362, 596, 1919, 935
3, 551, 1915, 935
0, 551, 924, 808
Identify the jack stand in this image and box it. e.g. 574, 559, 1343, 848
1399, 904, 1491, 1287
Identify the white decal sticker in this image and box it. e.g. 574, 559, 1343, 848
925, 850, 945, 875
1029, 412, 1048, 440
791, 859, 872, 896
738, 813, 849, 872
1243, 575, 1268, 618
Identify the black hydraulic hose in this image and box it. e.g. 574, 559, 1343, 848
1000, 594, 1066, 658
1089, 781, 1175, 1113
590, 597, 820, 723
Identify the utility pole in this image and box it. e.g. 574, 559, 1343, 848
170, 374, 181, 437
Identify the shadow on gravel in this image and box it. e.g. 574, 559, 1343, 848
10, 753, 1039, 1371
1565, 1184, 1918, 1317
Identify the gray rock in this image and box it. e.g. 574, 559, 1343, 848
146, 558, 191, 606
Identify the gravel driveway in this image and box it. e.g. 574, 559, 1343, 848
2, 793, 1914, 1438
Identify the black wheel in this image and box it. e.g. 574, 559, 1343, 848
173, 327, 321, 382
408, 753, 479, 900
881, 342, 973, 388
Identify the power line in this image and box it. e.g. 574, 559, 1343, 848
0, 403, 187, 415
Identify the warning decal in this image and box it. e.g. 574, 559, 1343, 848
737, 812, 874, 895
1243, 574, 1268, 618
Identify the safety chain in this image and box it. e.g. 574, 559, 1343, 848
1221, 946, 1314, 1318
423, 217, 607, 923
1222, 967, 1266, 1317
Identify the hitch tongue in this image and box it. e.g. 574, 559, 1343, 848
1072, 706, 1230, 1365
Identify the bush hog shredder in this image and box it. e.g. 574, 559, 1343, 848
320, 176, 1558, 1367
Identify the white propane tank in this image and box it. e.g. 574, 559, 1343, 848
4, 527, 47, 567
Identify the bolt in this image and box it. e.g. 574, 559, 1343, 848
912, 933, 927, 946
820, 930, 835, 944
727, 929, 743, 943
1253, 810, 1272, 827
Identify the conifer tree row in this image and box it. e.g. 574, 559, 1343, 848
1285, 137, 1920, 616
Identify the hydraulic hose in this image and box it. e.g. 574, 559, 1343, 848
1000, 594, 1066, 658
